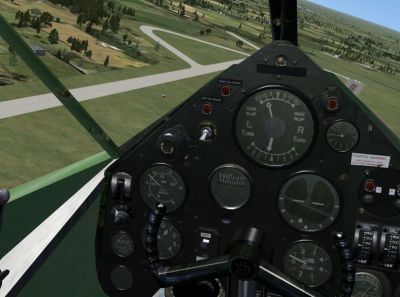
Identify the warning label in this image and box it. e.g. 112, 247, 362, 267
351, 153, 391, 168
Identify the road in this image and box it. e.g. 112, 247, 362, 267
0, 25, 249, 120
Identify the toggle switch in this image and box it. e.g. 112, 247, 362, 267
199, 127, 213, 141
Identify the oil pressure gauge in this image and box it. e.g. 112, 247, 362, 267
326, 121, 359, 152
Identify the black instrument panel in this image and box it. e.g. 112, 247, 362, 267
95, 42, 400, 297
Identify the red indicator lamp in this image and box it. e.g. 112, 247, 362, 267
220, 85, 231, 97
363, 179, 376, 193
327, 97, 339, 111
201, 103, 214, 115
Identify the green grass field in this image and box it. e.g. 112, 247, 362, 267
0, 72, 217, 189
154, 30, 248, 64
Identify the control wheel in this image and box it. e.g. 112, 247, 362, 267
144, 203, 355, 297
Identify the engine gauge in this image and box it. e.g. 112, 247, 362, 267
278, 174, 340, 232
111, 231, 135, 258
141, 219, 182, 260
326, 121, 359, 152
283, 241, 332, 287
236, 87, 315, 167
140, 164, 186, 213
209, 164, 252, 210
352, 272, 383, 297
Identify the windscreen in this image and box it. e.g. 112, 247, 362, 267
0, 0, 399, 191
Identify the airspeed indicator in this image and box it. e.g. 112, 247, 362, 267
236, 87, 315, 167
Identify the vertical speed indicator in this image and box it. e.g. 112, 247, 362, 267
236, 87, 315, 167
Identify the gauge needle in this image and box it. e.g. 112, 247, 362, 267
267, 138, 274, 151
327, 133, 344, 138
283, 197, 331, 217
266, 102, 273, 118
289, 255, 307, 265
148, 174, 163, 187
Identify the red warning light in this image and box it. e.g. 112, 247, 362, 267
201, 103, 214, 115
220, 85, 231, 97
327, 97, 338, 111
363, 179, 376, 193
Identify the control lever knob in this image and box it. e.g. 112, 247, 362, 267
199, 127, 213, 142
156, 125, 189, 158
113, 209, 130, 227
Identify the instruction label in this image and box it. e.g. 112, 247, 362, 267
351, 153, 391, 168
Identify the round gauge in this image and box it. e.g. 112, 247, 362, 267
209, 165, 252, 210
236, 87, 315, 167
111, 231, 135, 258
283, 241, 333, 287
140, 165, 186, 213
278, 174, 340, 232
352, 272, 383, 297
141, 219, 182, 260
326, 121, 359, 152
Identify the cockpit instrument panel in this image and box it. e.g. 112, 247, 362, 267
95, 40, 400, 297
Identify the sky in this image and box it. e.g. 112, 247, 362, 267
307, 0, 400, 32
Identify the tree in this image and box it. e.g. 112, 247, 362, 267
123, 33, 128, 42
107, 1, 115, 11
86, 50, 93, 59
104, 55, 110, 66
48, 29, 59, 44
206, 28, 211, 34
154, 42, 160, 51
200, 30, 205, 37
109, 14, 121, 33
15, 10, 21, 20
56, 49, 62, 58
55, 17, 61, 23
102, 19, 109, 32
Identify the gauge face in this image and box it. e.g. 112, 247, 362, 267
352, 272, 383, 297
236, 87, 315, 167
209, 165, 252, 210
326, 121, 359, 152
111, 231, 135, 258
278, 174, 340, 232
283, 241, 332, 287
141, 219, 182, 260
140, 165, 186, 213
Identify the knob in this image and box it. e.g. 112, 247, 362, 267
156, 126, 189, 158
112, 208, 130, 227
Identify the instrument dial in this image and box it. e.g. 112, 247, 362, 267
140, 165, 186, 213
111, 231, 134, 258
236, 87, 315, 167
283, 241, 332, 287
278, 174, 340, 232
326, 121, 359, 152
209, 164, 252, 210
352, 272, 383, 297
141, 219, 182, 260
